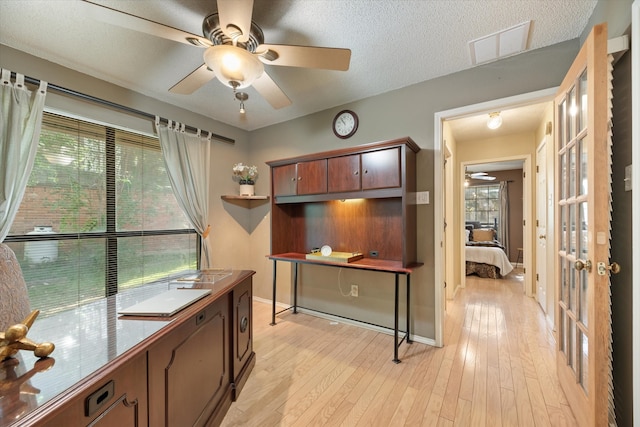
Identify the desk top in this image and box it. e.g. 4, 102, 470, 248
268, 252, 422, 274
0, 270, 253, 427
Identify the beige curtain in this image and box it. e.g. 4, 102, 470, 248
0, 69, 47, 242
156, 118, 212, 268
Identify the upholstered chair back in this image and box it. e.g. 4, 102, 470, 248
0, 243, 31, 331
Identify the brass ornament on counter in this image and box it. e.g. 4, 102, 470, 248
0, 310, 55, 361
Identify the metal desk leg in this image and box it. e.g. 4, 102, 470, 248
406, 274, 412, 343
293, 262, 298, 314
393, 272, 400, 363
270, 260, 277, 325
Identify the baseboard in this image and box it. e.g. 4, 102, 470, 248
252, 297, 438, 347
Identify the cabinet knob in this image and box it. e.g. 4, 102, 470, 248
240, 316, 248, 333
298, 176, 302, 181
363, 169, 368, 174
291, 177, 296, 182
354, 170, 359, 175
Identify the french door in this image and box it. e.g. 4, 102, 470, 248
554, 23, 616, 426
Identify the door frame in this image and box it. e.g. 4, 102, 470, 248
459, 156, 530, 293
434, 87, 556, 346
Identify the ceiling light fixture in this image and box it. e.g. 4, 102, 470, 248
487, 112, 503, 130
235, 91, 249, 114
203, 45, 264, 90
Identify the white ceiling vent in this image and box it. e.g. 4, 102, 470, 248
469, 21, 532, 65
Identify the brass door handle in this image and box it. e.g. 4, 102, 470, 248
574, 259, 592, 273
597, 261, 620, 275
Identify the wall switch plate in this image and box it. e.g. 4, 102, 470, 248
625, 164, 632, 191
416, 191, 430, 204
350, 284, 358, 297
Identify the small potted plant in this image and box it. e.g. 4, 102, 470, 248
232, 163, 258, 196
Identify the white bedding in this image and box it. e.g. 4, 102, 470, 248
465, 246, 514, 276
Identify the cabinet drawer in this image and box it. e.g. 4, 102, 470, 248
39, 354, 148, 427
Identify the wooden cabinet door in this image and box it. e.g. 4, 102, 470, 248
361, 147, 401, 190
273, 164, 297, 196
328, 154, 361, 192
148, 298, 230, 427
297, 159, 327, 195
232, 277, 254, 399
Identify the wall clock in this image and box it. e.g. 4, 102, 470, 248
332, 110, 359, 139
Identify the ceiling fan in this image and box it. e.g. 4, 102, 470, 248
81, 0, 351, 110
465, 171, 496, 181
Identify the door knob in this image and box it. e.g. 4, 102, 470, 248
539, 234, 546, 239
597, 261, 620, 276
574, 259, 592, 273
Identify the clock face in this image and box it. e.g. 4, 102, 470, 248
333, 110, 358, 139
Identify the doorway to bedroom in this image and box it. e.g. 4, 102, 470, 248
434, 87, 557, 347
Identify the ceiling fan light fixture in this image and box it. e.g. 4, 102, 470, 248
235, 91, 249, 114
487, 112, 503, 130
203, 45, 264, 89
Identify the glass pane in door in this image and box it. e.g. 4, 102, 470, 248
560, 205, 567, 251
578, 70, 588, 133
579, 331, 589, 394
579, 138, 588, 196
569, 145, 576, 198
568, 86, 577, 140
561, 257, 568, 303
579, 202, 589, 326
558, 99, 566, 148
568, 317, 576, 371
569, 203, 576, 256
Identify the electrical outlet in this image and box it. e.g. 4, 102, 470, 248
369, 250, 378, 257
350, 284, 358, 297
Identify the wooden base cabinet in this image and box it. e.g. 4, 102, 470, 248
148, 296, 231, 427
7, 271, 255, 427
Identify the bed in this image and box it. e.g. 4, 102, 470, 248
465, 245, 514, 278
464, 226, 514, 278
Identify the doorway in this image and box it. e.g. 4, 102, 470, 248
433, 87, 556, 347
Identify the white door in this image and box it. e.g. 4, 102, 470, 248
554, 23, 615, 427
536, 141, 547, 313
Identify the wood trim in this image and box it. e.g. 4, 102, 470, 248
266, 136, 420, 167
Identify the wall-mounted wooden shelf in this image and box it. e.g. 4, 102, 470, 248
221, 195, 270, 207
221, 195, 269, 201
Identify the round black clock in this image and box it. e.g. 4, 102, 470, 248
332, 110, 359, 139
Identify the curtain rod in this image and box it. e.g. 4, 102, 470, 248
15, 73, 235, 144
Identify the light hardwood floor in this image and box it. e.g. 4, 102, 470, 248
221, 270, 578, 426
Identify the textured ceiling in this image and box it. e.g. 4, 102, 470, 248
0, 0, 597, 131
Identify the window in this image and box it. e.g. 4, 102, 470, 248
5, 112, 198, 316
465, 184, 500, 228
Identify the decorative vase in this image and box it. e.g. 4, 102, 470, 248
239, 184, 255, 196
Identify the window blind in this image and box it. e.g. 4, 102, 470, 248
6, 112, 198, 316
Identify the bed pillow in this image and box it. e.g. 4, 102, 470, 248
465, 229, 471, 242
472, 228, 495, 242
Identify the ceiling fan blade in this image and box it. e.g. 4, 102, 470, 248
257, 44, 351, 71
81, 1, 212, 48
169, 64, 215, 95
217, 0, 254, 43
252, 72, 291, 109
469, 172, 488, 177
476, 175, 496, 181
